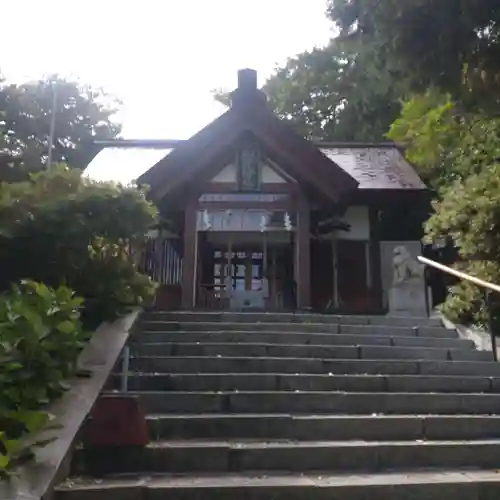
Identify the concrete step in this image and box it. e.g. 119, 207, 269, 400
54, 470, 500, 500
131, 342, 490, 361
141, 321, 453, 337
129, 356, 500, 376
110, 373, 500, 393
143, 311, 443, 327
127, 390, 500, 414
73, 439, 500, 474
135, 330, 470, 348
146, 414, 500, 441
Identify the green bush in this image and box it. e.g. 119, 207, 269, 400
0, 166, 158, 326
425, 163, 500, 326
79, 239, 157, 327
0, 280, 88, 474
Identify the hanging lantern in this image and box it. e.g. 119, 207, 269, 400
202, 209, 212, 230
284, 212, 292, 231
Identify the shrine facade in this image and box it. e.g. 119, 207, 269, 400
95, 69, 429, 313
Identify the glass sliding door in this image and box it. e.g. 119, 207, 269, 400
213, 249, 264, 291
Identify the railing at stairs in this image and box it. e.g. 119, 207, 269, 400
418, 256, 500, 362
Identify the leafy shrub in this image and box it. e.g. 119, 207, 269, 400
425, 164, 500, 325
0, 280, 87, 474
0, 166, 158, 326
79, 239, 157, 327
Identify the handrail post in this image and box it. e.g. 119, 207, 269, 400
485, 291, 498, 362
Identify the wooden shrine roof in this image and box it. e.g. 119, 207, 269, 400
88, 70, 427, 199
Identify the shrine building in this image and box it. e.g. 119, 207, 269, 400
89, 68, 428, 313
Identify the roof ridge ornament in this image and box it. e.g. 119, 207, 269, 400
230, 69, 267, 109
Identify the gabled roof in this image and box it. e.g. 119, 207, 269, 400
137, 69, 359, 202
87, 70, 427, 197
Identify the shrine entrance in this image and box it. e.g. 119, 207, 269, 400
196, 229, 296, 311
214, 247, 266, 309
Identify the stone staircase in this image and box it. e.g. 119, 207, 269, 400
56, 312, 500, 499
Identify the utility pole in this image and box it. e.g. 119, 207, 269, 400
46, 79, 57, 170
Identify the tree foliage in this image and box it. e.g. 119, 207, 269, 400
328, 0, 500, 110
0, 75, 121, 181
424, 162, 500, 324
263, 41, 403, 141
387, 90, 467, 188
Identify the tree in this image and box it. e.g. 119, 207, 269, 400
263, 41, 403, 141
0, 75, 121, 180
328, 0, 500, 110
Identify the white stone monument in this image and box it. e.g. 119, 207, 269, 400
388, 245, 427, 317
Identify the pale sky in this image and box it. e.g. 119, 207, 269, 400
2, 0, 333, 181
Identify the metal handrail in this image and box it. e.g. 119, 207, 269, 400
417, 255, 499, 361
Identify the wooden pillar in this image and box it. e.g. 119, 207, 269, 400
199, 232, 212, 286
227, 238, 233, 283
263, 231, 268, 276
368, 206, 383, 310
181, 200, 198, 309
296, 197, 311, 310
331, 235, 339, 310
271, 246, 277, 308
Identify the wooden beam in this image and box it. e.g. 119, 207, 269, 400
347, 189, 430, 205
197, 201, 291, 210
205, 182, 299, 193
